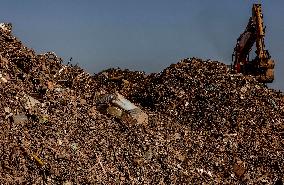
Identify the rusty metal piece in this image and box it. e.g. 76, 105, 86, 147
32, 153, 45, 167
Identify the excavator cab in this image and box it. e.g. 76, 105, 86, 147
232, 4, 275, 83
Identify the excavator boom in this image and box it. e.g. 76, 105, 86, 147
232, 4, 275, 83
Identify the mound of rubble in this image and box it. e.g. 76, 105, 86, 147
0, 23, 283, 184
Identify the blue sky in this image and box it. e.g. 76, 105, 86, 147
0, 0, 283, 90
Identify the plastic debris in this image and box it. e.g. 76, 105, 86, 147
38, 114, 49, 124
71, 143, 78, 152
0, 74, 7, 83
23, 95, 40, 109
13, 114, 28, 124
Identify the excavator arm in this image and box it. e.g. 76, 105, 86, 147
232, 17, 256, 72
232, 4, 275, 83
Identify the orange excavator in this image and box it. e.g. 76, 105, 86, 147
232, 4, 275, 83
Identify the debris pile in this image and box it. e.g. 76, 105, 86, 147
0, 23, 283, 184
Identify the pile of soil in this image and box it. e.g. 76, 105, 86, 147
0, 23, 283, 184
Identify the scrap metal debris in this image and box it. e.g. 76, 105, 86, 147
97, 92, 148, 125
0, 23, 283, 184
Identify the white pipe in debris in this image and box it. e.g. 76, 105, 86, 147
111, 92, 138, 111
